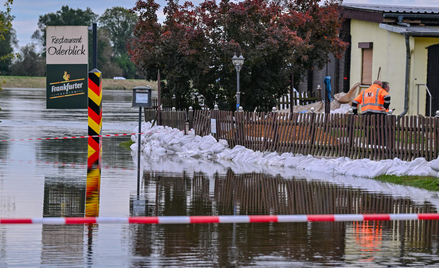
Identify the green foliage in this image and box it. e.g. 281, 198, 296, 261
0, 0, 12, 40
374, 174, 439, 192
119, 139, 134, 150
0, 0, 14, 92
130, 0, 347, 111
0, 10, 17, 75
99, 7, 137, 57
9, 44, 46, 76
99, 7, 138, 79
32, 5, 98, 47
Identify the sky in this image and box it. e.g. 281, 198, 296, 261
4, 0, 439, 51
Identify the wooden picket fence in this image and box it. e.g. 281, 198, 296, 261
277, 91, 319, 110
144, 109, 187, 130
192, 110, 439, 161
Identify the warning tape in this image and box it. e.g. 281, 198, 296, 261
0, 133, 139, 142
1, 213, 439, 225
0, 130, 185, 142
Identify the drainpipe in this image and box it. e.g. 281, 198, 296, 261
398, 33, 410, 119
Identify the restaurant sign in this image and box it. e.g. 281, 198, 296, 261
46, 26, 88, 109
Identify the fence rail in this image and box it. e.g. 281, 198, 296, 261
192, 110, 439, 161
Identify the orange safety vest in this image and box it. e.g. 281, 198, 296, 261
353, 84, 389, 114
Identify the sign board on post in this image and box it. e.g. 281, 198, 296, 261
132, 87, 152, 108
211, 119, 216, 133
46, 26, 88, 109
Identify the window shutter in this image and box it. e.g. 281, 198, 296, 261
362, 48, 373, 85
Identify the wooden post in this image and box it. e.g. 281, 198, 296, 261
290, 72, 294, 116
188, 106, 193, 130
157, 70, 161, 125
325, 85, 330, 114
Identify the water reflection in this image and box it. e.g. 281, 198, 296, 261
41, 177, 86, 267
43, 179, 85, 217
126, 169, 439, 267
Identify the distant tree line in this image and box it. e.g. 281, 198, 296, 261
1, 5, 141, 79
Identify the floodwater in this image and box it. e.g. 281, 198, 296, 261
1, 88, 439, 267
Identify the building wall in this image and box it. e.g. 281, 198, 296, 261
350, 20, 406, 115
411, 37, 439, 115
350, 20, 439, 116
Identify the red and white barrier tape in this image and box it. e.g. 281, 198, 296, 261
0, 133, 140, 142
0, 130, 186, 142
1, 213, 439, 225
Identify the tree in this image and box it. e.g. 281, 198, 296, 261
96, 29, 123, 78
0, 0, 15, 88
32, 5, 98, 46
0, 0, 12, 41
99, 7, 138, 79
130, 0, 347, 111
0, 9, 17, 75
9, 44, 45, 76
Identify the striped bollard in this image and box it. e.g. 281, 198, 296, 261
88, 68, 102, 152
87, 68, 102, 217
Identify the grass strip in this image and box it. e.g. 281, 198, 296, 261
374, 174, 439, 192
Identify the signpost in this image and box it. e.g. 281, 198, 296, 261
132, 86, 152, 195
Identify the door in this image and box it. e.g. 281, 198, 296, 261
427, 44, 439, 116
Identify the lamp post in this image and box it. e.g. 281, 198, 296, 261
232, 54, 245, 111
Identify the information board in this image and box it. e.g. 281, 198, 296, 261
46, 26, 88, 109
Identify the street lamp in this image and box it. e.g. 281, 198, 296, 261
232, 53, 245, 111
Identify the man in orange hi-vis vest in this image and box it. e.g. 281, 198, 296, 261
351, 80, 391, 115
351, 80, 391, 146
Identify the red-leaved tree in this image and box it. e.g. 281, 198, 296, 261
130, 0, 347, 111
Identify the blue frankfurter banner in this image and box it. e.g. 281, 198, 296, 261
46, 26, 88, 109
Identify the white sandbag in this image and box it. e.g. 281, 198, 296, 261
407, 158, 430, 176
385, 158, 408, 176
295, 156, 318, 171
153, 148, 167, 155
242, 151, 263, 164
199, 135, 218, 150
210, 143, 227, 154
169, 144, 183, 153
183, 141, 199, 151
228, 145, 248, 159
179, 134, 195, 146
232, 150, 251, 163
305, 158, 333, 173
428, 168, 438, 178
130, 143, 138, 150
430, 158, 439, 172
284, 156, 298, 168
218, 139, 229, 148
217, 148, 232, 160
366, 160, 392, 178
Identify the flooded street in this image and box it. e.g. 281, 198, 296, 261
1, 88, 439, 267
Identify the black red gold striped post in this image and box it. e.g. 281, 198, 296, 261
88, 68, 102, 152
86, 68, 102, 217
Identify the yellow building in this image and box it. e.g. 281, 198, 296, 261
342, 4, 439, 116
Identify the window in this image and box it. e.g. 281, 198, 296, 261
359, 42, 373, 85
